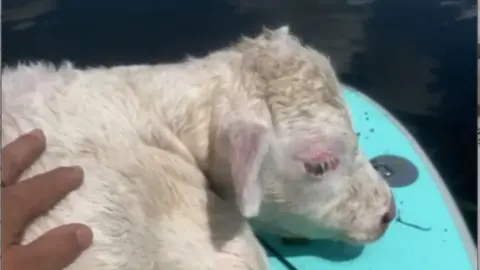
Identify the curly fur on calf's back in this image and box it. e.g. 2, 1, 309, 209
2, 39, 271, 270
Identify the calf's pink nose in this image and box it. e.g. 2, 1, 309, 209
381, 197, 397, 224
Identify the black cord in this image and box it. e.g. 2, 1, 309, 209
256, 235, 298, 270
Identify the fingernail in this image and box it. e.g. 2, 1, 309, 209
70, 166, 84, 175
29, 129, 45, 142
76, 226, 93, 250
67, 166, 84, 186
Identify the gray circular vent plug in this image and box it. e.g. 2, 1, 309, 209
370, 155, 419, 187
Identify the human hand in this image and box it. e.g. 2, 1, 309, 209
2, 129, 93, 270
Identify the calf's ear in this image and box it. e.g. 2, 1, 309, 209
223, 119, 269, 218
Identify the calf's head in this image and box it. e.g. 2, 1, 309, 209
213, 26, 395, 244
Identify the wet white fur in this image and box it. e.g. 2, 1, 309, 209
2, 26, 392, 270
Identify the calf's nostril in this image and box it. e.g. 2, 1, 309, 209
381, 198, 397, 224
381, 211, 394, 224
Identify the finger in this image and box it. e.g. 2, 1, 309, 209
2, 129, 46, 185
3, 166, 84, 243
8, 224, 93, 270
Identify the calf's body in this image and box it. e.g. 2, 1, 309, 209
2, 26, 394, 270
2, 57, 268, 269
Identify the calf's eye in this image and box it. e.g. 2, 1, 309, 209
303, 157, 339, 176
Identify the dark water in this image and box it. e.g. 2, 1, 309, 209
3, 0, 477, 241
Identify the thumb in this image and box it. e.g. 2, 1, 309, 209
17, 224, 93, 270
